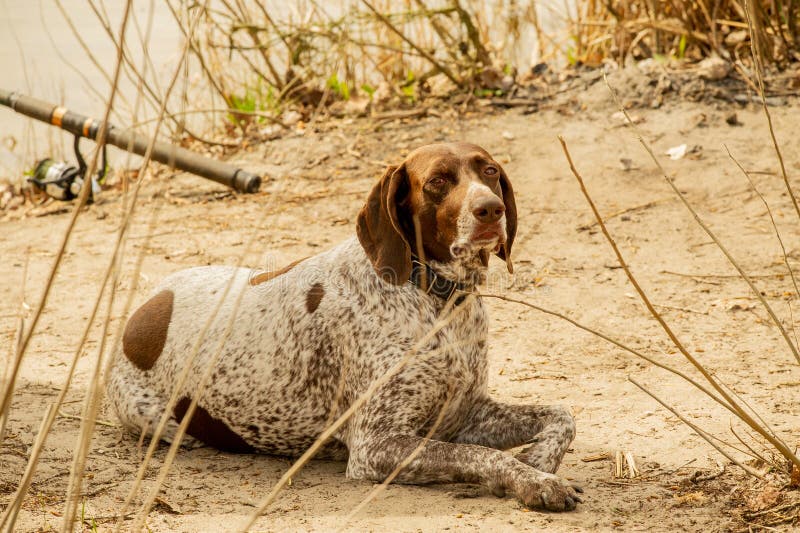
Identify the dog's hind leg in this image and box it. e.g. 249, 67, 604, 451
105, 368, 203, 449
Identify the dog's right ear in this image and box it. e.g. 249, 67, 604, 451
356, 164, 412, 285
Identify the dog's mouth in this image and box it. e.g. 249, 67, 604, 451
470, 225, 505, 249
450, 225, 506, 258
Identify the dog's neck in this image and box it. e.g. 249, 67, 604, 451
425, 251, 487, 289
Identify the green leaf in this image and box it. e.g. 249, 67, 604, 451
360, 83, 375, 97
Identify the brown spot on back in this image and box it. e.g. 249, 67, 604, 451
123, 290, 173, 370
306, 283, 325, 313
249, 257, 306, 286
173, 397, 254, 453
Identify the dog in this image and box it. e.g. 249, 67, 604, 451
107, 142, 582, 511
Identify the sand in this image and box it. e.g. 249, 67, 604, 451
2, 73, 799, 531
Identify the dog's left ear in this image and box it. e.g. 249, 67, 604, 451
496, 169, 517, 274
356, 164, 412, 284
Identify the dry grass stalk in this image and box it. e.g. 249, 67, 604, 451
0, 0, 130, 418
743, 0, 800, 223
624, 451, 640, 478
60, 5, 212, 528
559, 133, 799, 474
240, 297, 474, 532
570, 0, 798, 67
61, 264, 120, 532
0, 249, 28, 445
476, 292, 739, 418
629, 378, 763, 478
0, 404, 57, 530
113, 54, 340, 533
114, 31, 362, 525
115, 177, 279, 530
122, 159, 305, 525
0, 3, 134, 530
129, 275, 255, 532
725, 145, 800, 303
601, 75, 800, 368
361, 0, 463, 87
2, 248, 116, 526
337, 383, 455, 529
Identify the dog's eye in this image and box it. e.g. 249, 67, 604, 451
484, 166, 498, 176
428, 176, 446, 187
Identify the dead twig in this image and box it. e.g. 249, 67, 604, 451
603, 74, 800, 369
0, 249, 28, 445
360, 0, 462, 87
240, 298, 474, 531
726, 145, 800, 351
629, 378, 763, 479
689, 460, 725, 483
475, 292, 738, 420
744, 0, 800, 224
0, 4, 134, 530
559, 132, 798, 472
337, 383, 455, 529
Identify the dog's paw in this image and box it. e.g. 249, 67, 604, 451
511, 471, 583, 512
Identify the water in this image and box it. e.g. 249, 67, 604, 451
0, 0, 182, 177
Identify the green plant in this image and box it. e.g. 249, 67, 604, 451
326, 73, 351, 100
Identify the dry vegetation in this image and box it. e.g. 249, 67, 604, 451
2, 0, 800, 531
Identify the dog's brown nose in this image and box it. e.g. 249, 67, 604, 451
472, 196, 505, 223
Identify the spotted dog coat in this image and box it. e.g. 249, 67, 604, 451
106, 142, 582, 511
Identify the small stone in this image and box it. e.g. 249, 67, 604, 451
724, 30, 749, 46
697, 56, 730, 80
531, 62, 548, 76
502, 131, 515, 141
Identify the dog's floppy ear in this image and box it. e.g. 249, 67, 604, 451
357, 164, 412, 284
496, 169, 517, 274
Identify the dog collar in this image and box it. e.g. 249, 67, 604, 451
409, 256, 467, 306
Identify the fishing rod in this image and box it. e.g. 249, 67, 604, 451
0, 89, 261, 195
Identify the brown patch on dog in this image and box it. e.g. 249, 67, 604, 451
123, 290, 174, 371
306, 283, 325, 313
173, 397, 254, 453
249, 257, 306, 286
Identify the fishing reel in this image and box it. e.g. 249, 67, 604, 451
28, 136, 107, 202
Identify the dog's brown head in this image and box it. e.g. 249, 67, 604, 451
357, 142, 517, 285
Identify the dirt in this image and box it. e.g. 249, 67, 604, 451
2, 70, 800, 532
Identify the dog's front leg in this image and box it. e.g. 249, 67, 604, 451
346, 434, 581, 511
452, 398, 576, 474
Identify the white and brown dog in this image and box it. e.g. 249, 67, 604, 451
107, 142, 582, 511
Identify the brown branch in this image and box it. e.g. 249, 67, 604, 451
726, 144, 800, 315
559, 133, 799, 472
744, 0, 800, 223
630, 378, 763, 479
361, 0, 462, 87
240, 299, 475, 531
338, 383, 455, 528
476, 292, 738, 418
601, 73, 800, 367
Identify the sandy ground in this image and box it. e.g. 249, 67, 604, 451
2, 74, 800, 532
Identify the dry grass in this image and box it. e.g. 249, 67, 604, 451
569, 0, 799, 67
165, 0, 798, 130
166, 0, 542, 120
